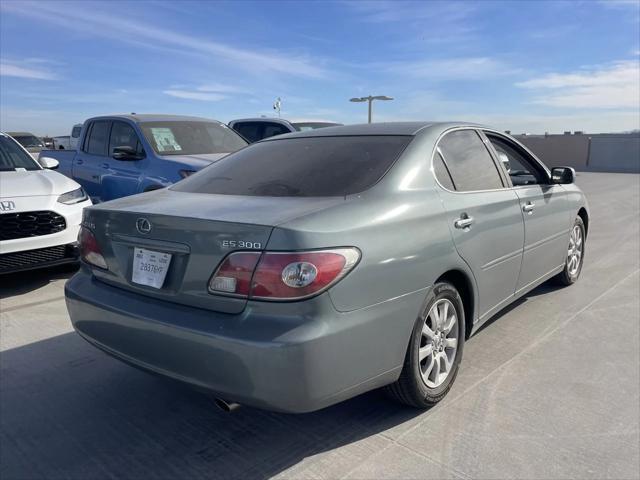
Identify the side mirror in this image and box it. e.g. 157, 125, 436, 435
39, 157, 59, 169
112, 145, 142, 160
551, 166, 575, 184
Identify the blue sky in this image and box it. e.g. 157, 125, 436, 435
1, 0, 639, 135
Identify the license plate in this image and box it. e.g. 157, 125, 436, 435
131, 247, 172, 289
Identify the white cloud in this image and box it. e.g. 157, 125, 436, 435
383, 57, 520, 80
516, 60, 640, 109
2, 1, 327, 79
163, 90, 227, 102
346, 0, 476, 24
0, 61, 57, 80
196, 83, 250, 94
345, 1, 478, 46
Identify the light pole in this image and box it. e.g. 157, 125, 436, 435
349, 95, 394, 123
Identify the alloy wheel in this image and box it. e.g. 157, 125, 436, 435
567, 225, 583, 276
419, 298, 459, 388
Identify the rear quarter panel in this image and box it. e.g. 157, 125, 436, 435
270, 131, 475, 315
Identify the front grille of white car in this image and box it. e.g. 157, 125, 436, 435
0, 245, 76, 273
0, 211, 66, 241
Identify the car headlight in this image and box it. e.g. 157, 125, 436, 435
57, 187, 88, 204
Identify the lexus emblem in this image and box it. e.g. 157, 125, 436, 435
0, 200, 16, 212
136, 218, 152, 234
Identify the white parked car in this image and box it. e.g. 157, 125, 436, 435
0, 132, 92, 274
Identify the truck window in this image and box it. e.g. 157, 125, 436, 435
232, 122, 263, 143
139, 121, 247, 155
262, 123, 290, 139
109, 121, 144, 157
85, 121, 111, 156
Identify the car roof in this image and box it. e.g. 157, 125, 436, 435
261, 121, 485, 140
85, 114, 224, 124
229, 118, 293, 125
6, 131, 37, 136
228, 118, 342, 126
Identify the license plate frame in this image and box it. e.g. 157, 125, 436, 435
131, 247, 172, 289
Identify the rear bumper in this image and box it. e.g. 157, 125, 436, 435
65, 269, 426, 412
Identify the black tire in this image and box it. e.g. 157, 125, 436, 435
386, 282, 465, 408
554, 216, 586, 286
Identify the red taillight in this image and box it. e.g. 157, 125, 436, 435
78, 227, 108, 269
208, 248, 360, 301
208, 252, 261, 296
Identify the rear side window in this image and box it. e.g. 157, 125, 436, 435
85, 121, 110, 156
71, 125, 82, 138
433, 151, 455, 190
438, 130, 503, 191
173, 135, 412, 197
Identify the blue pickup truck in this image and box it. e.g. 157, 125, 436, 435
39, 114, 248, 203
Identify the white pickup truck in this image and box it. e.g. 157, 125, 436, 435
53, 123, 83, 150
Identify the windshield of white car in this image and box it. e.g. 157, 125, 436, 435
13, 135, 44, 148
172, 135, 412, 197
0, 136, 41, 171
292, 122, 342, 131
139, 121, 248, 156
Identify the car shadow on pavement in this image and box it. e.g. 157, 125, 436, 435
0, 331, 423, 480
0, 279, 568, 480
0, 264, 77, 298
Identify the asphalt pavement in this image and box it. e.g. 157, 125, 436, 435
1, 172, 638, 479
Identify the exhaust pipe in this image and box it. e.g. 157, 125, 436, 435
213, 398, 241, 413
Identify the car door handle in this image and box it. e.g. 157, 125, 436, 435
454, 215, 474, 229
523, 202, 535, 213
76, 159, 84, 165
102, 163, 110, 169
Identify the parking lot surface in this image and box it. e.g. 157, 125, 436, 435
1, 172, 639, 480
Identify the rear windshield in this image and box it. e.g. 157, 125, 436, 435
172, 135, 412, 197
139, 121, 248, 156
0, 136, 40, 171
13, 135, 44, 148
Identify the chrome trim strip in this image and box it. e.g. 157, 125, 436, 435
481, 248, 524, 271
523, 229, 570, 253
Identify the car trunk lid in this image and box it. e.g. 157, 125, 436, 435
84, 189, 345, 313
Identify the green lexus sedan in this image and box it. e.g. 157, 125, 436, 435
65, 122, 589, 413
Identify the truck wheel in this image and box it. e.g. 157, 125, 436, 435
386, 282, 465, 408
